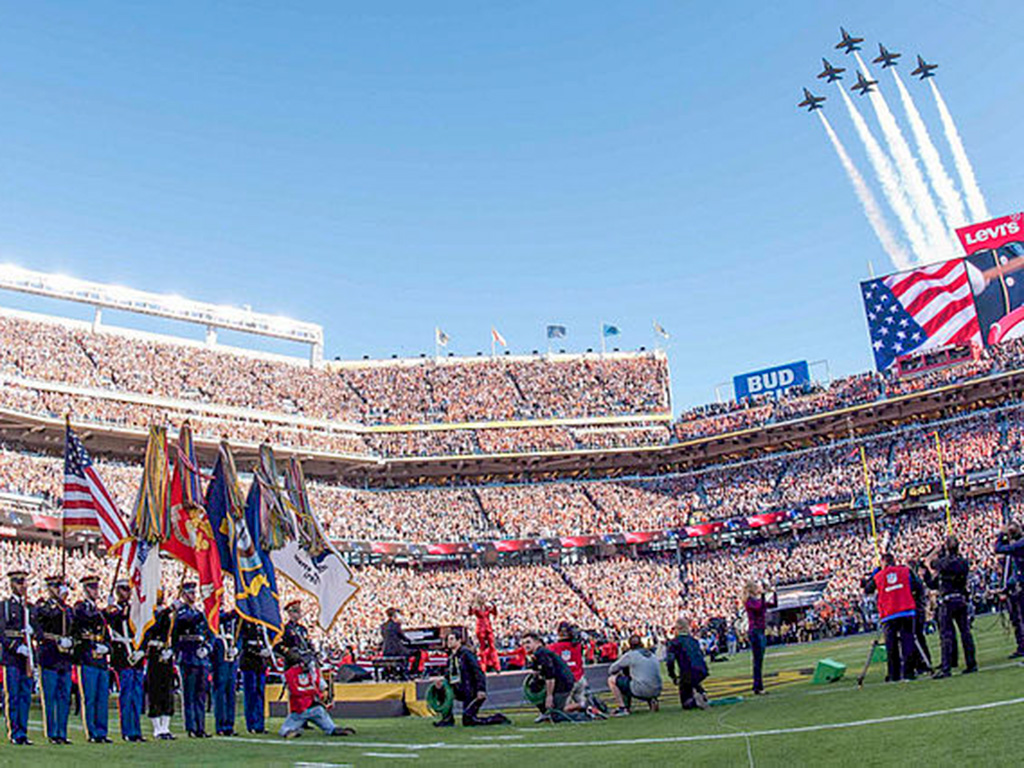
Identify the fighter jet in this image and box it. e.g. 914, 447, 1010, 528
798, 88, 826, 111
910, 55, 938, 79
817, 58, 846, 83
835, 27, 864, 54
872, 44, 901, 68
851, 71, 877, 96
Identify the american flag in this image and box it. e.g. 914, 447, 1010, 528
64, 423, 132, 551
861, 259, 981, 370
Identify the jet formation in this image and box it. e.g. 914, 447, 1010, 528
798, 28, 939, 111
851, 71, 878, 96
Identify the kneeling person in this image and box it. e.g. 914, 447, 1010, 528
280, 652, 355, 739
608, 635, 663, 715
434, 632, 510, 727
666, 617, 709, 710
522, 632, 575, 721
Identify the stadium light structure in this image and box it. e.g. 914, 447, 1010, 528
0, 263, 324, 364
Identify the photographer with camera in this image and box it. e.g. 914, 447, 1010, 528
927, 536, 977, 678
432, 631, 510, 728
995, 522, 1024, 658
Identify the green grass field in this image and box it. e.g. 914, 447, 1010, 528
6, 614, 1024, 767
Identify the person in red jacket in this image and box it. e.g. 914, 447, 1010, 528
469, 594, 500, 673
864, 553, 923, 682
280, 652, 355, 739
548, 622, 597, 715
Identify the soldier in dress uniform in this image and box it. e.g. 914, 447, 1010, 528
238, 617, 272, 734
172, 581, 214, 738
107, 579, 145, 742
212, 607, 240, 736
279, 600, 314, 667
143, 589, 176, 740
35, 574, 75, 745
0, 570, 34, 745
73, 574, 113, 743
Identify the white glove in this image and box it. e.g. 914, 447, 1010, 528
58, 637, 73, 650
130, 650, 145, 665
95, 643, 109, 655
159, 649, 173, 662
196, 646, 209, 659
259, 648, 272, 658
16, 644, 29, 657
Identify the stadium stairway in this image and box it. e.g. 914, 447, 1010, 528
470, 488, 501, 533
550, 563, 604, 623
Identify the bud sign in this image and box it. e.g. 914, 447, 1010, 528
733, 361, 810, 401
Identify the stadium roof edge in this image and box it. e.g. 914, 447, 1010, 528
0, 262, 324, 359
326, 347, 667, 370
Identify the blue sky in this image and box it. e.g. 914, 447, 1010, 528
0, 1, 1020, 411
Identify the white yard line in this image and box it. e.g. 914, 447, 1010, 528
221, 695, 1024, 751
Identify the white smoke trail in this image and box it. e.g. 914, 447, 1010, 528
929, 79, 990, 223
837, 85, 930, 264
854, 53, 954, 260
817, 111, 911, 270
892, 70, 967, 230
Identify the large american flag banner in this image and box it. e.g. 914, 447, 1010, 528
64, 423, 132, 551
861, 259, 981, 370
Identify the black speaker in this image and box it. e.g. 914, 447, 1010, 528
335, 664, 372, 683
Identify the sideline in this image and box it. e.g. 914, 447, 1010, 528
221, 695, 1024, 751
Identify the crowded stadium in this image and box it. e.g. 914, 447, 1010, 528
2, 4, 1023, 767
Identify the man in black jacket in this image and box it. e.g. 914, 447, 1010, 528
665, 617, 709, 710
380, 607, 414, 680
995, 523, 1024, 658
433, 632, 510, 727
929, 536, 977, 678
523, 632, 574, 721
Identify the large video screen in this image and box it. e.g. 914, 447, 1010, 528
860, 258, 981, 371
958, 214, 1024, 345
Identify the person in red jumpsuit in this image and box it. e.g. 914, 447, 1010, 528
469, 594, 500, 673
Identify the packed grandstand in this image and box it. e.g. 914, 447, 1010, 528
0, 277, 1023, 659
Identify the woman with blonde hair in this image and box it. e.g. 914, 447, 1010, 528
743, 580, 777, 695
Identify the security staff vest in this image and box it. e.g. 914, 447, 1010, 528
874, 565, 916, 621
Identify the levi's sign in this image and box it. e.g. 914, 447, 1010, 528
956, 213, 1023, 254
733, 360, 810, 400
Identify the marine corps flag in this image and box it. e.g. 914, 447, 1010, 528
270, 458, 359, 631
206, 441, 283, 642
162, 422, 223, 633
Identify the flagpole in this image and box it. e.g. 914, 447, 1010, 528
860, 445, 880, 564
600, 323, 606, 355
62, 414, 70, 583
934, 431, 952, 534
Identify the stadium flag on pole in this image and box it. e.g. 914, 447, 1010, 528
861, 260, 981, 371
271, 458, 359, 632
162, 422, 223, 633
546, 324, 566, 339
128, 539, 160, 649
253, 444, 296, 553
653, 320, 670, 339
602, 323, 621, 337
125, 426, 171, 648
206, 441, 283, 642
132, 426, 171, 545
435, 327, 450, 347
63, 421, 133, 553
491, 326, 507, 347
